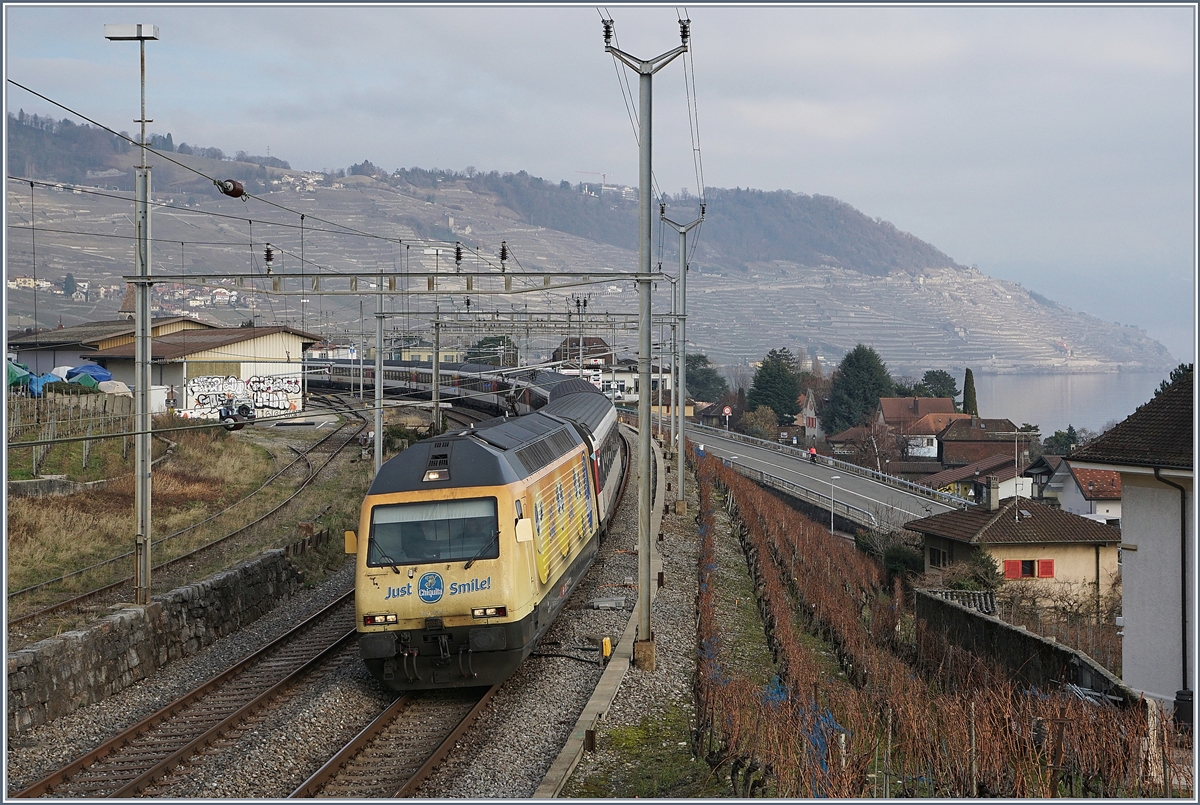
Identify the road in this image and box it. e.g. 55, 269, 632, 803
687, 425, 963, 531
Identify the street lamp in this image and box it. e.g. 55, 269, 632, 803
105, 22, 158, 607
830, 475, 841, 535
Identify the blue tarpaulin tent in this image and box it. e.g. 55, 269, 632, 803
66, 364, 112, 383
28, 373, 60, 397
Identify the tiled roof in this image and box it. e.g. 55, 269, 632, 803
906, 411, 971, 436
919, 453, 1020, 488
827, 425, 873, 444
938, 417, 1019, 441
1068, 464, 1122, 500
906, 496, 1121, 545
1069, 372, 1193, 470
879, 397, 957, 426
89, 326, 321, 361
887, 460, 943, 475
1023, 454, 1064, 477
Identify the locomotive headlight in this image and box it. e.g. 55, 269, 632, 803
422, 469, 449, 482
472, 606, 507, 619
363, 613, 399, 626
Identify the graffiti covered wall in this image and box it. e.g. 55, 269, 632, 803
182, 374, 302, 419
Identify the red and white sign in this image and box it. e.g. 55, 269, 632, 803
722, 405, 732, 416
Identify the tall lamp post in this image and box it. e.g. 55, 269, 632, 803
830, 475, 841, 535
604, 17, 688, 672
105, 22, 158, 606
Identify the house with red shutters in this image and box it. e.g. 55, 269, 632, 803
906, 476, 1120, 598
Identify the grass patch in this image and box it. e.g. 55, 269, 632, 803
712, 497, 777, 688
564, 706, 727, 798
7, 422, 283, 593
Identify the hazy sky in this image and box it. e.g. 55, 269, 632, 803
5, 4, 1196, 362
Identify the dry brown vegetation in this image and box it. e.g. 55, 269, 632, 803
693, 454, 1191, 798
6, 415, 275, 593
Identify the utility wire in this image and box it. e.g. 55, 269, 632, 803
7, 80, 408, 246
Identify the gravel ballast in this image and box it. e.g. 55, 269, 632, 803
7, 428, 703, 799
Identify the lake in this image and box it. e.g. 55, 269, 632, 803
973, 371, 1169, 437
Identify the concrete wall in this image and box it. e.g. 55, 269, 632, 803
6, 549, 304, 735
1121, 474, 1194, 705
916, 589, 1134, 703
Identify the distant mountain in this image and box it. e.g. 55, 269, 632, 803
5, 120, 1175, 374
458, 172, 964, 278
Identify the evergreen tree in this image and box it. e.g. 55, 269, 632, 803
686, 353, 729, 402
821, 344, 894, 434
1155, 363, 1193, 396
465, 335, 517, 366
1043, 424, 1080, 455
922, 369, 960, 403
62, 273, 76, 296
748, 348, 802, 425
962, 367, 979, 416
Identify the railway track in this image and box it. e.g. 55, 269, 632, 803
290, 685, 500, 798
6, 395, 366, 633
11, 592, 357, 798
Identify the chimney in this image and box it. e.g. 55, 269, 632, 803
986, 475, 1000, 511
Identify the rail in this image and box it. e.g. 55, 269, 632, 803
7, 395, 366, 628
13, 592, 356, 798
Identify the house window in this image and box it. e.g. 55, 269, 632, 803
929, 547, 948, 568
1003, 559, 1055, 579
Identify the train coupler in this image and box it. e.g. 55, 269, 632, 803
381, 658, 397, 681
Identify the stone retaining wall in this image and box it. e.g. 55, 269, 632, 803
6, 550, 304, 735
915, 588, 1134, 703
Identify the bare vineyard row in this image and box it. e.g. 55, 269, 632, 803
692, 454, 1190, 798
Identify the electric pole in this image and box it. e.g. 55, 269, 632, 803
604, 16, 688, 672
661, 204, 704, 515
105, 23, 158, 606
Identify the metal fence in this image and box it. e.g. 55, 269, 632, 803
687, 422, 974, 509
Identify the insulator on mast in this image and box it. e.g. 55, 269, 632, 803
455, 241, 463, 267
603, 19, 613, 47
680, 19, 690, 44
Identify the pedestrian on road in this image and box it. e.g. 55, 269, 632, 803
809, 446, 817, 464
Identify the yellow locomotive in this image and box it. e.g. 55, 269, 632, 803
345, 379, 625, 689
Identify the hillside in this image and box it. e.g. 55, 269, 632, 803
5, 117, 1175, 374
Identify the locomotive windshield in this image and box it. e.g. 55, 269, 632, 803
367, 497, 499, 566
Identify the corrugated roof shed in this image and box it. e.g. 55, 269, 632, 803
89, 326, 320, 360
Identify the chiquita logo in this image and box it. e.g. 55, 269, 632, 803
418, 572, 444, 604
